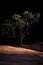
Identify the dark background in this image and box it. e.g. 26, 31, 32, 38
0, 0, 43, 45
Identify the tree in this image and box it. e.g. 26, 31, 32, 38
1, 11, 40, 47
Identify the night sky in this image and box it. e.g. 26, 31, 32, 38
0, 0, 42, 21
0, 0, 43, 45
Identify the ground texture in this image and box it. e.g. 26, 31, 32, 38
0, 45, 43, 65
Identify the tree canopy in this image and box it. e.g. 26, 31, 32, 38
1, 11, 40, 46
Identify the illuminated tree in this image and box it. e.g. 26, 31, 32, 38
1, 11, 40, 46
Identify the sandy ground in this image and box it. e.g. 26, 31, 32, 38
0, 45, 43, 65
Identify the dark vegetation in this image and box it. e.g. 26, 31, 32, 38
0, 0, 43, 46
0, 11, 40, 46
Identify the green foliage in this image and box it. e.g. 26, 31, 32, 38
1, 11, 40, 46
12, 14, 21, 21
1, 11, 40, 35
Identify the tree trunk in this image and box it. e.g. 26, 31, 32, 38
17, 31, 23, 47
20, 35, 23, 46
